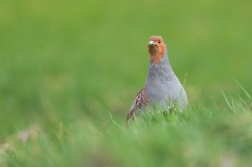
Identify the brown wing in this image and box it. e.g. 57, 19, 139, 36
126, 87, 149, 123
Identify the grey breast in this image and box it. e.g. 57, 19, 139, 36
145, 53, 187, 109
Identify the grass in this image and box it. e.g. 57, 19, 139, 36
1, 0, 252, 166
1, 85, 252, 167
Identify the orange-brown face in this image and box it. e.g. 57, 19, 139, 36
148, 36, 167, 64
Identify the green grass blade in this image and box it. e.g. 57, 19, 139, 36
220, 87, 232, 110
231, 76, 252, 100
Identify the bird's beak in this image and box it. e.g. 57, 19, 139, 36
149, 40, 155, 46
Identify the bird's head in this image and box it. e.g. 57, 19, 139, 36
148, 36, 167, 64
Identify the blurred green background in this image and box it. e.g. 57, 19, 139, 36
0, 0, 252, 138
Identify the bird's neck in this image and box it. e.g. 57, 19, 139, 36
149, 51, 165, 64
146, 52, 175, 83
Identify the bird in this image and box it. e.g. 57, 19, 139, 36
126, 36, 188, 123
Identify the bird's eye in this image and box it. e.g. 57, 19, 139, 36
158, 40, 161, 44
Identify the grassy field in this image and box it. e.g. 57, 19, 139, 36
1, 0, 252, 166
